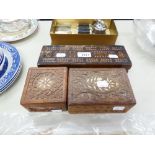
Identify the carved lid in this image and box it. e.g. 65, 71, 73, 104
68, 68, 136, 105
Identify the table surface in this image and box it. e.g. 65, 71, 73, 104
0, 20, 155, 115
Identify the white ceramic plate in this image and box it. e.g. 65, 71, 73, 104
0, 19, 38, 42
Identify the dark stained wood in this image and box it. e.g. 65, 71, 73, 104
37, 45, 132, 71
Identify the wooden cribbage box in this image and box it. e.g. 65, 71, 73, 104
20, 67, 68, 112
68, 68, 136, 113
37, 45, 132, 71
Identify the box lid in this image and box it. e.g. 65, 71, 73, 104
68, 68, 136, 106
20, 67, 68, 111
38, 45, 132, 70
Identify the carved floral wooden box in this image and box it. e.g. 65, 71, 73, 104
37, 45, 132, 71
20, 67, 68, 112
68, 68, 136, 113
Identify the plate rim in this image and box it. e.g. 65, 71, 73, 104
0, 42, 20, 89
0, 64, 22, 93
0, 19, 38, 42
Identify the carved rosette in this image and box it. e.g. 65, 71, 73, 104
25, 68, 66, 102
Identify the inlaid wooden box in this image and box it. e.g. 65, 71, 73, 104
37, 45, 132, 71
68, 68, 136, 113
20, 67, 68, 112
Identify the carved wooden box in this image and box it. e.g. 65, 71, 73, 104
20, 67, 68, 112
68, 68, 136, 113
37, 45, 132, 71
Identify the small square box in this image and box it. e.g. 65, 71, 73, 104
68, 68, 136, 113
20, 67, 68, 112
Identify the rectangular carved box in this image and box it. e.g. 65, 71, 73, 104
20, 67, 68, 112
38, 45, 132, 71
68, 68, 136, 113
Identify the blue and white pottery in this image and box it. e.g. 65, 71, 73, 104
0, 42, 21, 91
0, 49, 4, 66
0, 57, 8, 78
0, 64, 22, 93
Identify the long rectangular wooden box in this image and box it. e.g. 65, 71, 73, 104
37, 45, 132, 71
68, 68, 136, 113
20, 67, 68, 112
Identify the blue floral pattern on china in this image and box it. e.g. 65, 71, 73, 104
0, 42, 20, 90
0, 57, 8, 78
0, 50, 4, 65
0, 65, 22, 93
